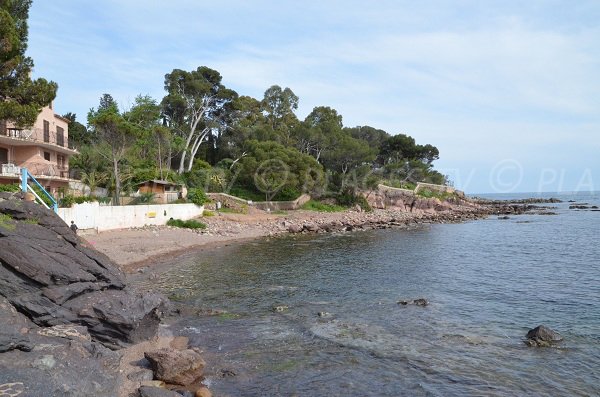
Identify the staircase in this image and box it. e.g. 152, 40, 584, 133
19, 167, 58, 213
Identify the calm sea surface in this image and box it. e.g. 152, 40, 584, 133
137, 192, 600, 396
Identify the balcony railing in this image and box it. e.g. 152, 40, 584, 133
0, 162, 70, 180
0, 127, 77, 151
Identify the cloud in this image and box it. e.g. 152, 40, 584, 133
25, 0, 600, 192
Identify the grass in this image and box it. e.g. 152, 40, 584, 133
227, 186, 266, 202
166, 218, 207, 229
0, 213, 16, 231
202, 210, 215, 217
301, 200, 346, 212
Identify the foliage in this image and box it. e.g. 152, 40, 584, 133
0, 183, 20, 192
336, 189, 372, 212
0, 213, 16, 231
301, 200, 346, 212
0, 0, 57, 127
416, 188, 456, 201
187, 187, 208, 205
130, 192, 155, 204
59, 195, 109, 208
166, 218, 206, 229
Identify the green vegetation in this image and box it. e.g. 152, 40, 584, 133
187, 188, 208, 206
59, 195, 110, 208
301, 199, 346, 212
416, 188, 456, 201
202, 210, 215, 217
0, 213, 16, 231
166, 218, 207, 229
22, 218, 38, 225
0, 0, 57, 127
0, 183, 20, 192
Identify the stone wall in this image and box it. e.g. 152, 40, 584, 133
58, 202, 204, 232
206, 192, 311, 212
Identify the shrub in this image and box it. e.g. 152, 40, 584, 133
336, 189, 372, 212
187, 188, 208, 206
301, 200, 346, 212
166, 218, 207, 229
0, 183, 20, 192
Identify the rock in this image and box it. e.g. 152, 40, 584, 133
272, 305, 289, 312
569, 205, 589, 209
128, 368, 155, 382
498, 216, 510, 220
144, 348, 205, 386
525, 325, 562, 347
219, 368, 237, 378
396, 300, 409, 305
0, 196, 165, 349
303, 222, 319, 232
195, 387, 212, 397
138, 386, 181, 397
413, 298, 429, 306
287, 224, 303, 233
0, 296, 34, 352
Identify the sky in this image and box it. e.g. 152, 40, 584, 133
26, 0, 600, 194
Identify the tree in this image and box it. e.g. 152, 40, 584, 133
261, 85, 299, 144
62, 112, 91, 146
88, 94, 136, 204
161, 66, 237, 174
0, 0, 57, 127
238, 140, 324, 200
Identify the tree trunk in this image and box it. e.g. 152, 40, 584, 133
112, 156, 120, 205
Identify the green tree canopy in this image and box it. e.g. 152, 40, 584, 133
0, 0, 57, 127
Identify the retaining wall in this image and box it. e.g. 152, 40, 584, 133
58, 202, 204, 232
206, 193, 311, 211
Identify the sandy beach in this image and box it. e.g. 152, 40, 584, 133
85, 205, 487, 273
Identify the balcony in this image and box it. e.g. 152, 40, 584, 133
0, 162, 71, 181
0, 127, 77, 154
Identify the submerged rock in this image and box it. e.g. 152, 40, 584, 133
525, 325, 563, 347
138, 386, 181, 397
397, 298, 429, 307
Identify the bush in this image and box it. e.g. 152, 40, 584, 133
336, 189, 372, 212
166, 218, 207, 229
187, 188, 208, 205
301, 200, 346, 212
0, 183, 20, 192
60, 195, 109, 208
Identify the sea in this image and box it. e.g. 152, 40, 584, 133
136, 191, 600, 396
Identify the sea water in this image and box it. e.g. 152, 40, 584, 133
138, 192, 600, 396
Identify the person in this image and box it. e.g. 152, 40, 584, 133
70, 221, 78, 234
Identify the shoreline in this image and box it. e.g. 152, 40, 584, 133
86, 205, 490, 273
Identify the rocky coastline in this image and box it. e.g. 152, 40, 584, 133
0, 191, 563, 396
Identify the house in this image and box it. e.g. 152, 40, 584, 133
0, 102, 77, 196
136, 180, 185, 204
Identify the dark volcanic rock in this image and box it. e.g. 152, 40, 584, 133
144, 348, 206, 386
0, 194, 165, 348
0, 297, 35, 352
525, 325, 563, 347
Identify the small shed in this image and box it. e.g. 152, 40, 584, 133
136, 180, 183, 203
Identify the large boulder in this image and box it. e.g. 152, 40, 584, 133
144, 348, 206, 386
0, 193, 165, 348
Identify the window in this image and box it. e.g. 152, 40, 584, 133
57, 155, 65, 168
43, 120, 50, 142
43, 152, 51, 161
57, 127, 64, 147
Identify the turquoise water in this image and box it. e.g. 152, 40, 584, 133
140, 192, 600, 396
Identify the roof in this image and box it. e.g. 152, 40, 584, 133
137, 179, 181, 187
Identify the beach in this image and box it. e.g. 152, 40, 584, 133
85, 204, 488, 273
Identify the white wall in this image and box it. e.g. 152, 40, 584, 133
58, 202, 204, 232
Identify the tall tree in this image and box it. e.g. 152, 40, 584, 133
0, 0, 57, 127
161, 66, 237, 173
261, 85, 299, 144
88, 94, 135, 204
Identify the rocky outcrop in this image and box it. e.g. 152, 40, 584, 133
525, 325, 563, 347
0, 192, 165, 349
